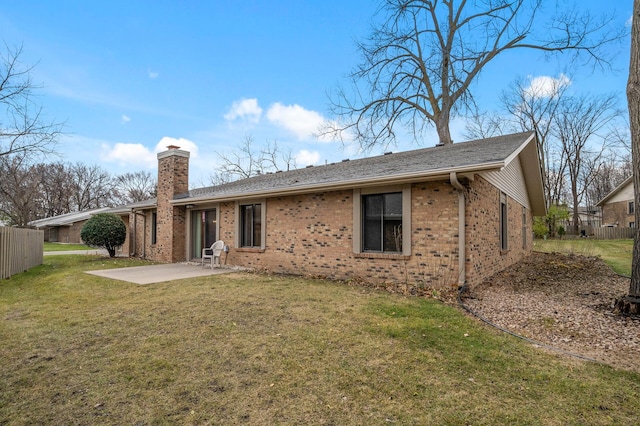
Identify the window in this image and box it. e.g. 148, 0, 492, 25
500, 192, 508, 250
151, 211, 157, 245
241, 203, 262, 247
353, 185, 410, 256
362, 192, 403, 252
629, 201, 635, 215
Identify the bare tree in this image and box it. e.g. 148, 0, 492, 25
1, 44, 64, 159
211, 136, 297, 185
586, 150, 631, 207
113, 170, 157, 205
625, 0, 640, 312
67, 163, 113, 210
466, 75, 572, 204
328, 0, 625, 149
35, 162, 73, 217
0, 155, 43, 226
553, 94, 620, 234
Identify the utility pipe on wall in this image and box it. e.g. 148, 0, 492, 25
449, 172, 466, 287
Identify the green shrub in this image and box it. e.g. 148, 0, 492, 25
80, 213, 126, 257
533, 217, 548, 239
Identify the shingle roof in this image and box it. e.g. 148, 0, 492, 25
179, 131, 537, 202
104, 198, 158, 214
29, 207, 112, 228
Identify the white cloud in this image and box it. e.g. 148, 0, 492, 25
266, 102, 325, 139
154, 136, 199, 157
148, 69, 159, 79
224, 98, 262, 123
121, 114, 131, 123
100, 137, 199, 168
101, 143, 157, 167
626, 15, 633, 28
524, 74, 571, 99
295, 149, 320, 166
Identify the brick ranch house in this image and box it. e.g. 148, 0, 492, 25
596, 176, 635, 228
119, 131, 545, 289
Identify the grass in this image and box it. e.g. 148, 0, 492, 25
1, 256, 640, 424
534, 238, 633, 276
43, 242, 92, 251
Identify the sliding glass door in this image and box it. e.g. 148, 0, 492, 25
192, 209, 216, 258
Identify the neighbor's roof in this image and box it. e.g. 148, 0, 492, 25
595, 175, 634, 207
174, 132, 545, 215
29, 207, 112, 228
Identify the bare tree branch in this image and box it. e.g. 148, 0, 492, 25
327, 0, 626, 149
0, 43, 64, 160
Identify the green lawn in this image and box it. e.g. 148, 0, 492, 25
1, 256, 639, 424
43, 242, 92, 251
534, 238, 633, 276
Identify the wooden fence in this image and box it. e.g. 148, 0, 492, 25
592, 227, 636, 240
0, 227, 44, 279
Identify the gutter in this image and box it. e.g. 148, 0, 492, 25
449, 172, 467, 287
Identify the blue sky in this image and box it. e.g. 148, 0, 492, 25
0, 1, 633, 186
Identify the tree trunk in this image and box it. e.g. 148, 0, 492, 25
620, 0, 640, 313
435, 108, 453, 145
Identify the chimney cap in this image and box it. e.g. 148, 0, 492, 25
167, 145, 180, 150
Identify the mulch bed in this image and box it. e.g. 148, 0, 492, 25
462, 252, 640, 373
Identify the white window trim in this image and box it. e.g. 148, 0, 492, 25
235, 199, 266, 250
353, 184, 411, 256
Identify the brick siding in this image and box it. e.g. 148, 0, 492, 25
602, 200, 635, 227
213, 177, 531, 288
155, 149, 189, 262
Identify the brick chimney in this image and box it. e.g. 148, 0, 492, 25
156, 145, 190, 262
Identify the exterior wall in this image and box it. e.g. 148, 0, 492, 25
210, 177, 532, 288
155, 148, 189, 262
465, 176, 532, 286
57, 221, 87, 244
139, 210, 159, 259
115, 214, 131, 256
602, 200, 635, 227
606, 180, 634, 204
132, 212, 147, 257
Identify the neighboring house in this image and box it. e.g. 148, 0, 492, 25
562, 206, 602, 234
596, 176, 635, 227
119, 132, 545, 289
29, 207, 112, 243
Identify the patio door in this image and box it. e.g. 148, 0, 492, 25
192, 209, 217, 259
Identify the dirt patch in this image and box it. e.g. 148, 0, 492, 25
462, 252, 640, 373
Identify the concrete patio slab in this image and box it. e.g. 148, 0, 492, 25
85, 263, 234, 284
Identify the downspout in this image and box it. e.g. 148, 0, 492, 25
449, 172, 466, 288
